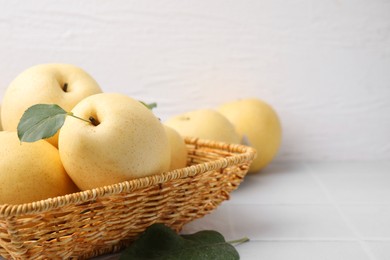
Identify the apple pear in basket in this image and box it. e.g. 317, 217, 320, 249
58, 93, 171, 190
0, 104, 2, 131
1, 63, 102, 147
0, 131, 79, 205
164, 109, 241, 144
163, 124, 188, 171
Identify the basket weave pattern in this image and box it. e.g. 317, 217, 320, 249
0, 137, 256, 259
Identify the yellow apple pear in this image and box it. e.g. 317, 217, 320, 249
58, 93, 171, 190
164, 125, 188, 171
0, 131, 79, 205
164, 109, 241, 144
1, 63, 102, 147
217, 98, 282, 173
0, 104, 2, 131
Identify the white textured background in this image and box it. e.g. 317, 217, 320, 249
0, 0, 389, 162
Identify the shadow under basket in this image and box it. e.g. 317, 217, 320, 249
0, 137, 256, 259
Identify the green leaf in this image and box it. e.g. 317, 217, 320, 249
17, 104, 68, 143
119, 223, 241, 260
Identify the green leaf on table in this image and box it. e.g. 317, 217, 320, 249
119, 223, 241, 260
17, 104, 68, 143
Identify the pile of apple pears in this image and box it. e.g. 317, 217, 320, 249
0, 64, 281, 205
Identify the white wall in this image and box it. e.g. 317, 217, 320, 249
0, 0, 389, 162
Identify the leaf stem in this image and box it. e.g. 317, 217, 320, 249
146, 102, 157, 109
67, 112, 91, 124
139, 101, 157, 110
227, 237, 250, 246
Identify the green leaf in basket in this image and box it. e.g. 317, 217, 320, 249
17, 103, 92, 143
17, 104, 68, 143
119, 223, 247, 260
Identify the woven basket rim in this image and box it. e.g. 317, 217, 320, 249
0, 137, 256, 217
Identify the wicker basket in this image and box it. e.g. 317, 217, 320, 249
0, 137, 256, 259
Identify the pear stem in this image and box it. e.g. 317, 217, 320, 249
89, 116, 100, 126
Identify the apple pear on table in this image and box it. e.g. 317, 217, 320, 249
0, 131, 79, 205
58, 93, 171, 191
1, 63, 102, 147
217, 98, 282, 173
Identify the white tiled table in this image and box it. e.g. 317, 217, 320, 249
181, 161, 390, 260
95, 161, 390, 260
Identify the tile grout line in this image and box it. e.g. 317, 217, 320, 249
247, 237, 390, 242
227, 202, 390, 206
303, 163, 378, 260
